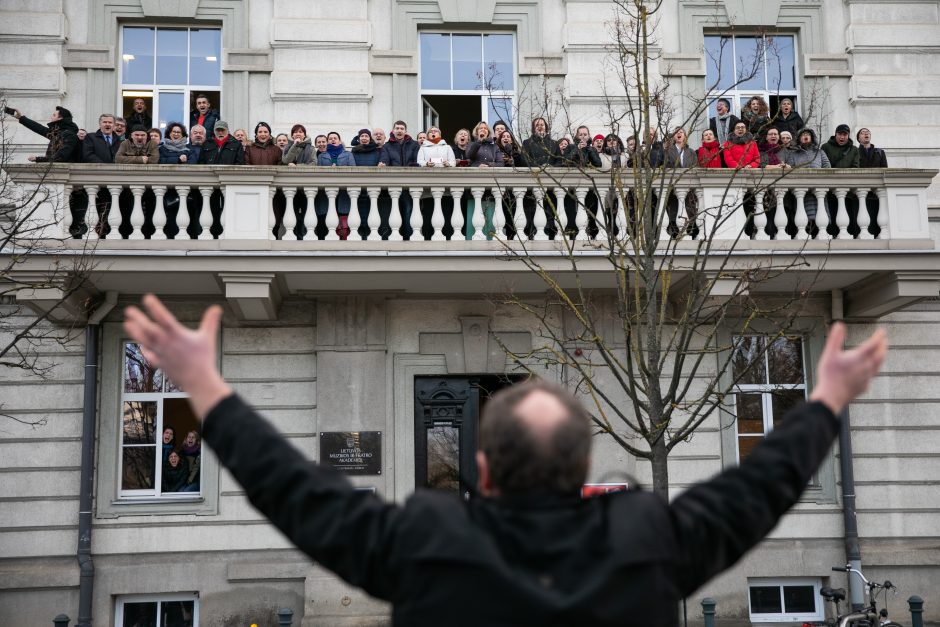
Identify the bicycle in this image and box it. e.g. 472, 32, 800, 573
809, 564, 903, 627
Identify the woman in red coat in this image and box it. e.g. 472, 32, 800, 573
722, 122, 760, 169
697, 129, 722, 168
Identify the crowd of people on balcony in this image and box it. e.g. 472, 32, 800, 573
9, 94, 890, 172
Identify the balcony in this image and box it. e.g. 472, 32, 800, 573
5, 164, 938, 321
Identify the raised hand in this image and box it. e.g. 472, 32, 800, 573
124, 294, 231, 419
809, 322, 888, 415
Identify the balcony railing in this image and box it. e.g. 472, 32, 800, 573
5, 164, 937, 247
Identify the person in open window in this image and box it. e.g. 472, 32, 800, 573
822, 123, 860, 169
708, 98, 740, 151
158, 123, 191, 164
759, 127, 788, 169
197, 120, 243, 165
116, 125, 159, 164
179, 430, 201, 492
697, 129, 722, 168
189, 94, 219, 137
128, 97, 151, 130
244, 122, 282, 166
466, 121, 502, 167
162, 426, 176, 463
10, 105, 81, 163
741, 96, 772, 139
282, 124, 314, 166
497, 130, 526, 168
722, 122, 760, 169
772, 98, 803, 138
522, 117, 556, 167
418, 126, 456, 167
856, 128, 888, 168
162, 450, 190, 493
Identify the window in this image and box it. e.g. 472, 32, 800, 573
748, 578, 823, 623
419, 32, 516, 142
120, 26, 221, 132
731, 336, 806, 462
120, 342, 202, 498
704, 34, 799, 120
115, 593, 199, 627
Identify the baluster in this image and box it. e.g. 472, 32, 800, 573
282, 187, 298, 241
324, 188, 340, 241
151, 186, 167, 240
833, 188, 850, 239
793, 188, 808, 239
491, 189, 506, 240
773, 189, 787, 240
175, 186, 190, 239
347, 187, 362, 241
659, 191, 672, 241
753, 190, 768, 240
66, 186, 79, 237
106, 185, 122, 239
83, 185, 100, 240
532, 188, 547, 240
694, 188, 705, 239
875, 187, 888, 239
301, 186, 318, 241
430, 187, 445, 241
409, 188, 423, 241
198, 186, 213, 240
593, 186, 608, 240
814, 188, 831, 240
470, 187, 486, 240
855, 188, 872, 240
512, 188, 527, 240
268, 187, 277, 240
387, 188, 403, 241
675, 188, 689, 239
572, 187, 588, 241
449, 187, 464, 240
367, 187, 381, 241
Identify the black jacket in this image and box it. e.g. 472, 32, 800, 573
19, 115, 81, 163
522, 135, 557, 167
561, 142, 602, 168
128, 110, 152, 131
379, 135, 419, 167
189, 108, 220, 135
82, 129, 121, 163
709, 114, 740, 145
203, 394, 839, 627
858, 144, 888, 168
467, 139, 505, 167
197, 135, 244, 165
773, 111, 804, 138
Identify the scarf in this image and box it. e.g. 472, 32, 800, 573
326, 143, 345, 161
180, 442, 201, 457
760, 141, 783, 166
716, 113, 732, 145
428, 136, 443, 144
214, 135, 229, 148
161, 137, 188, 155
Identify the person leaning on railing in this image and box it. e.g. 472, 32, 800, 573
116, 125, 159, 164
158, 123, 191, 165
244, 122, 282, 166
9, 105, 81, 163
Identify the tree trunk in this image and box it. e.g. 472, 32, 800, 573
649, 436, 670, 500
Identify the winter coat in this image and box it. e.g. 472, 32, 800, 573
452, 144, 469, 161
158, 139, 192, 164
19, 115, 81, 163
82, 129, 120, 163
664, 144, 697, 169
773, 111, 804, 138
497, 143, 527, 168
822, 137, 860, 168
709, 114, 740, 147
784, 130, 831, 169
282, 138, 314, 165
379, 135, 420, 167
697, 141, 722, 168
858, 144, 888, 168
162, 456, 191, 493
352, 142, 382, 166
244, 139, 283, 166
418, 140, 457, 167
722, 134, 760, 169
522, 135, 557, 167
127, 110, 152, 131
759, 142, 786, 167
198, 135, 244, 165
466, 139, 505, 167
189, 108, 220, 135
317, 146, 357, 167
598, 152, 627, 171
186, 142, 204, 164
633, 142, 665, 168
116, 139, 160, 164
741, 110, 772, 138
561, 142, 603, 168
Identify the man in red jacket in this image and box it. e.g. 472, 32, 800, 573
124, 295, 887, 627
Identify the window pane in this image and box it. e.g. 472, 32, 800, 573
123, 601, 158, 627
164, 398, 200, 493
189, 29, 221, 86
122, 27, 155, 84
771, 389, 805, 429
161, 600, 195, 627
426, 425, 460, 493
732, 336, 766, 384
156, 29, 188, 85
122, 446, 156, 490
750, 586, 783, 614
487, 97, 512, 127
734, 36, 766, 90
453, 34, 482, 90
783, 585, 816, 613
483, 34, 513, 90
766, 35, 796, 92
421, 33, 451, 90
735, 394, 765, 434
157, 91, 185, 132
125, 343, 164, 392
768, 337, 803, 384
123, 401, 157, 445
704, 35, 734, 90
737, 436, 763, 460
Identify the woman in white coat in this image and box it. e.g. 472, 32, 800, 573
417, 127, 456, 167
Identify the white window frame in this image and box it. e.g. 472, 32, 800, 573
418, 31, 517, 126
118, 25, 222, 131
748, 577, 824, 623
115, 592, 199, 627
731, 335, 807, 465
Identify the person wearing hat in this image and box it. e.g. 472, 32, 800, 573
116, 125, 159, 164
822, 123, 860, 168
197, 120, 244, 165
9, 105, 82, 163
592, 133, 605, 154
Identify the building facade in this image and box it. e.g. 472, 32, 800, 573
1, 1, 940, 625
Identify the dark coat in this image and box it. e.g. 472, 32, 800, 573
186, 142, 204, 164
773, 111, 804, 138
664, 144, 697, 169
282, 138, 314, 165
858, 144, 888, 168
204, 394, 840, 627
318, 146, 356, 167
158, 142, 192, 164
352, 142, 382, 166
244, 140, 283, 166
189, 108, 220, 135
521, 135, 557, 167
128, 110, 152, 131
19, 115, 81, 163
561, 142, 603, 168
82, 129, 121, 163
379, 135, 419, 167
709, 114, 740, 147
198, 135, 244, 165
822, 137, 860, 168
466, 139, 504, 167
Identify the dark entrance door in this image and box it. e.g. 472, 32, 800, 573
414, 375, 523, 498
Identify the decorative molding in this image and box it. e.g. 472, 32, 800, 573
660, 52, 707, 77
804, 53, 853, 77
437, 0, 498, 23
722, 0, 783, 26
223, 48, 273, 73
519, 53, 565, 76
369, 50, 417, 75
63, 44, 114, 70
140, 0, 199, 18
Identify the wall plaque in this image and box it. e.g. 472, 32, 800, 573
320, 431, 382, 475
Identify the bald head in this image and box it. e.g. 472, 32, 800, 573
478, 379, 592, 496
